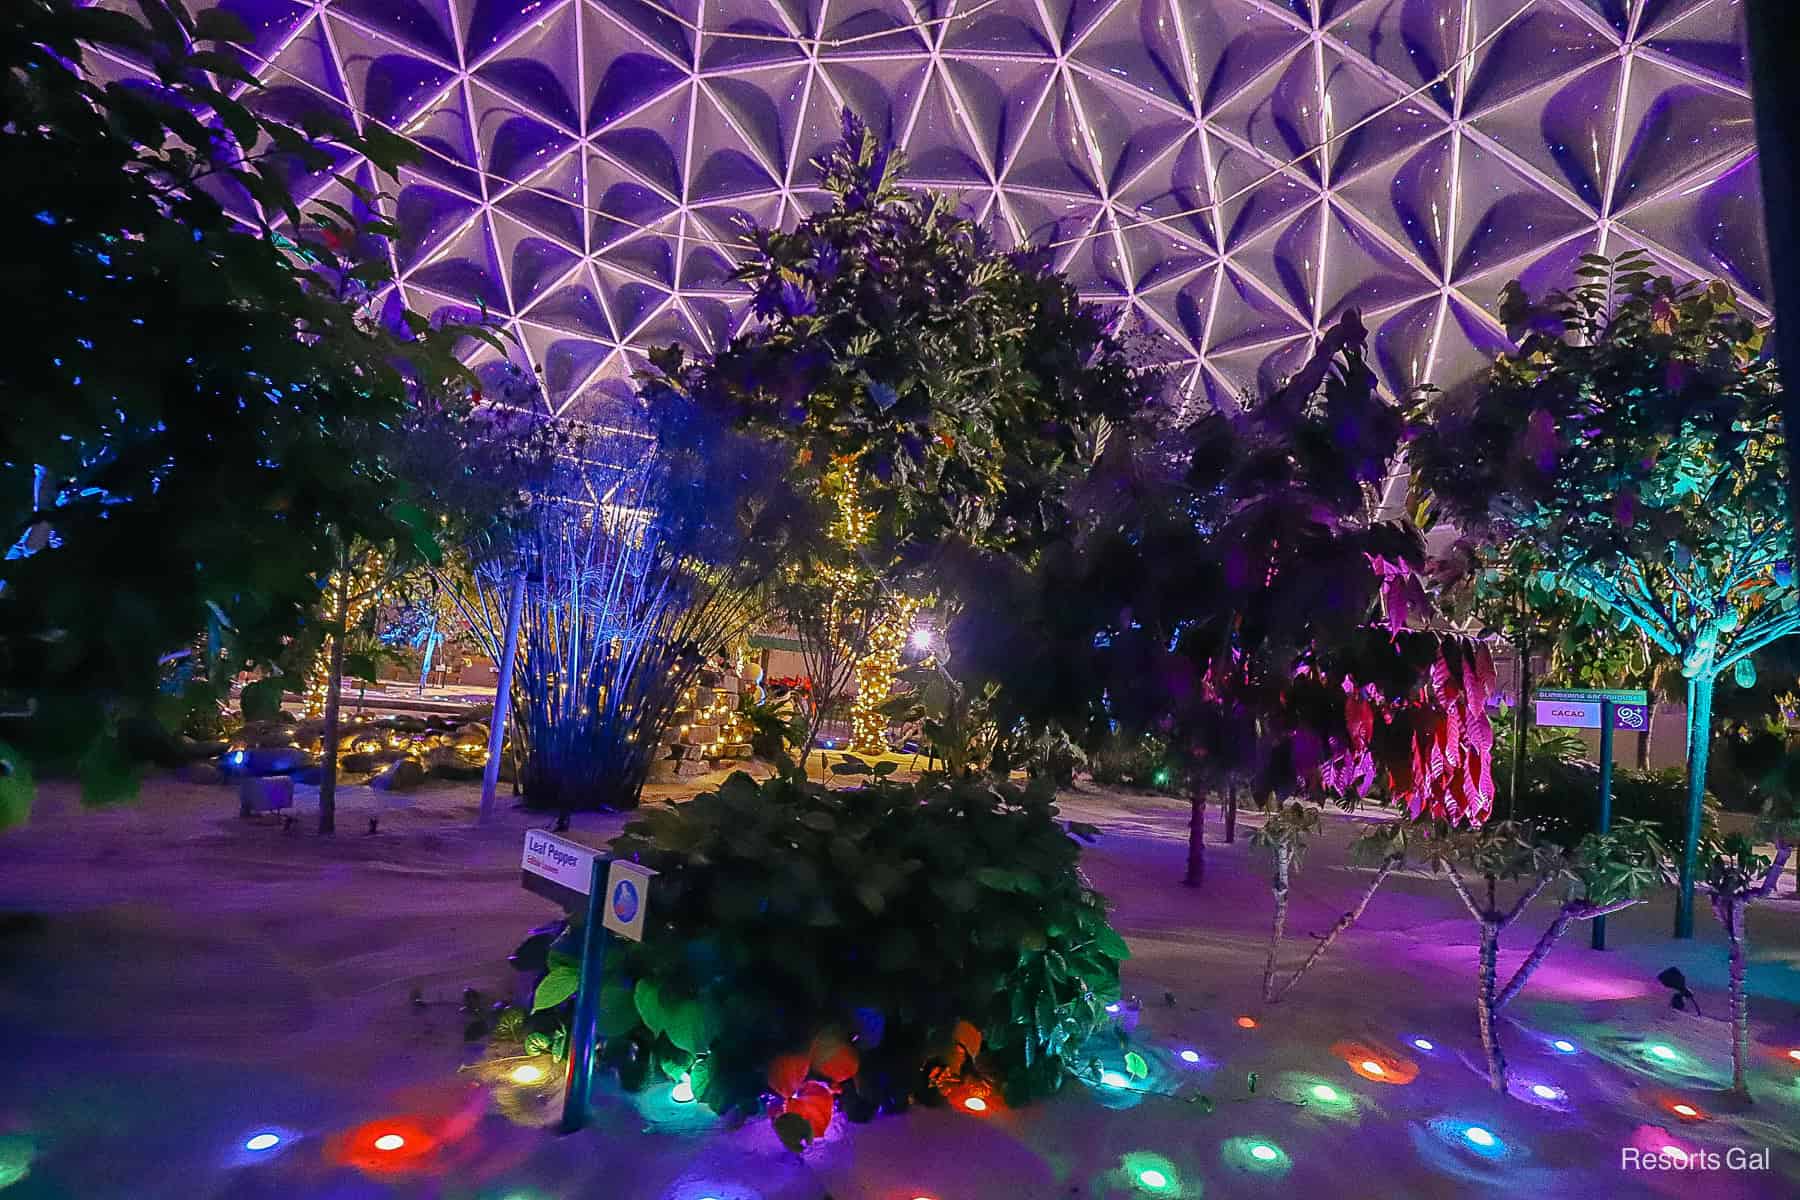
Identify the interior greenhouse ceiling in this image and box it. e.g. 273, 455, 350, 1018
88, 0, 1766, 419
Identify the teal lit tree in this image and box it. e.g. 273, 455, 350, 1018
1412, 254, 1792, 937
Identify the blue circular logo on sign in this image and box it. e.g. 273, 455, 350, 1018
611, 880, 639, 924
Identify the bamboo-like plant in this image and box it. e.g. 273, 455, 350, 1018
450, 415, 806, 819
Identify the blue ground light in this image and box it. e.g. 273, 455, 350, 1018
225, 1126, 298, 1168
1407, 1116, 1528, 1187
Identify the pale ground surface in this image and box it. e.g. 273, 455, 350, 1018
1, 768, 1797, 1200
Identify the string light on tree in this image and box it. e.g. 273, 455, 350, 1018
850, 594, 920, 755
303, 550, 384, 717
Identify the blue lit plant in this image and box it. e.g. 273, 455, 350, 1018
447, 417, 805, 819
1412, 254, 1793, 937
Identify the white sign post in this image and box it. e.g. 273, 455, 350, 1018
520, 830, 599, 907
519, 831, 656, 1133
1531, 687, 1649, 951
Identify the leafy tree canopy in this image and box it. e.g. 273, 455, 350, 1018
640, 110, 1162, 575
1413, 254, 1792, 690
0, 0, 488, 808
959, 312, 1497, 821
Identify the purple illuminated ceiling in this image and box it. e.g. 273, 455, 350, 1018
90, 0, 1766, 418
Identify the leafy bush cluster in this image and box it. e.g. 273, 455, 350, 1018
517, 767, 1126, 1147
1507, 753, 1718, 846
1088, 733, 1185, 792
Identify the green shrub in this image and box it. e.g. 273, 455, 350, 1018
1025, 726, 1087, 788
520, 767, 1126, 1147
1088, 732, 1184, 791
1511, 755, 1718, 846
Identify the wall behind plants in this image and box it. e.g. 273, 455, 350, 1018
510, 767, 1129, 1148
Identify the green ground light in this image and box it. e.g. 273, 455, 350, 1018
1120, 1150, 1188, 1196
0, 1136, 32, 1191
1222, 1136, 1291, 1174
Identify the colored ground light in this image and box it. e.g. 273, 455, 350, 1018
1121, 1152, 1181, 1194
1223, 1136, 1293, 1173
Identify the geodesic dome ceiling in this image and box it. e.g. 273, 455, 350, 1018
92, 0, 1767, 419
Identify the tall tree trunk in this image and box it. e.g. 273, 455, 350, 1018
1223, 784, 1238, 844
417, 616, 438, 694
1184, 784, 1206, 887
1676, 671, 1716, 938
479, 573, 526, 825
317, 542, 351, 837
1713, 895, 1752, 1099
1260, 842, 1291, 1002
1268, 855, 1398, 1003
1477, 921, 1506, 1091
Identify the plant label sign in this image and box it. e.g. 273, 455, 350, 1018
521, 830, 600, 909
601, 860, 657, 943
1532, 687, 1650, 731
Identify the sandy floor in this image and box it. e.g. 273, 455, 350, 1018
1, 772, 1797, 1199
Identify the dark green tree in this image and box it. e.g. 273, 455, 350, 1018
958, 313, 1499, 896
641, 112, 1159, 763
1412, 255, 1792, 936
0, 0, 485, 820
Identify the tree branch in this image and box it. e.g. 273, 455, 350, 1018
1563, 565, 1681, 657
1499, 870, 1555, 928
1753, 842, 1793, 900
1444, 864, 1488, 921
1717, 608, 1800, 671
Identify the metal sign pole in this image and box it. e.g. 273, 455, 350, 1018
1593, 700, 1615, 951
560, 857, 608, 1134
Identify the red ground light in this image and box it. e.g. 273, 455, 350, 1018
327, 1117, 438, 1173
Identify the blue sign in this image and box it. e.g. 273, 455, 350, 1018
1533, 695, 1651, 731
611, 879, 639, 925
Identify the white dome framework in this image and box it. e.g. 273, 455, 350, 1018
86, 0, 1768, 418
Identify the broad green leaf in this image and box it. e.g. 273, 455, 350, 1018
532, 965, 580, 1012
597, 981, 638, 1036
0, 744, 35, 831
1092, 924, 1131, 960
773, 1111, 813, 1153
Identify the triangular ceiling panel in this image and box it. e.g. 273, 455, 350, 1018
498, 153, 588, 248
409, 219, 506, 308
329, 0, 456, 64
172, 0, 1768, 414
586, 0, 695, 70
1611, 58, 1755, 211
704, 66, 812, 184
325, 17, 458, 127
900, 71, 992, 186
1066, 0, 1188, 111
699, 0, 810, 70
473, 4, 582, 129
